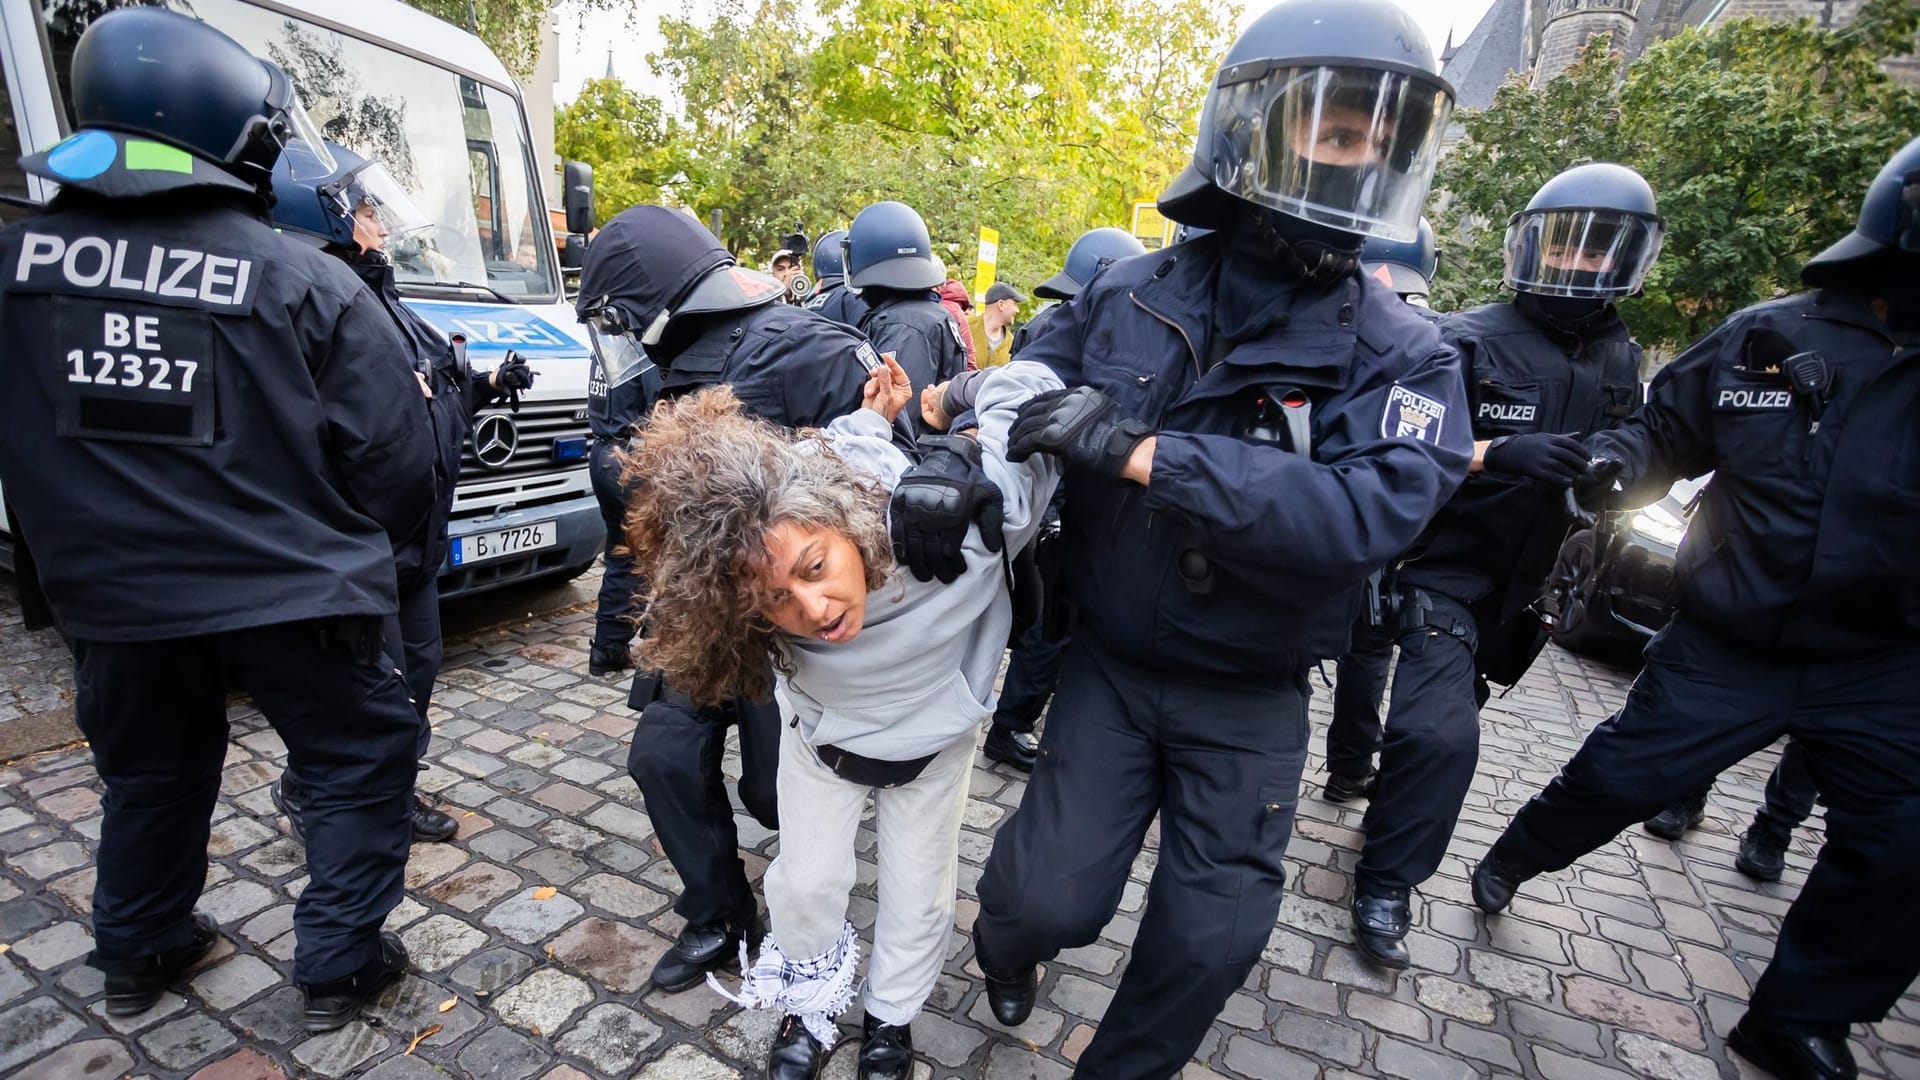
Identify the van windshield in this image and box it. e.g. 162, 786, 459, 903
39, 0, 559, 300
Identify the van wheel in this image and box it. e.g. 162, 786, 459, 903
1549, 530, 1617, 656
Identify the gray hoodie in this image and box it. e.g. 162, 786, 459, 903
774, 361, 1064, 761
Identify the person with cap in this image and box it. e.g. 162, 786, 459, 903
0, 8, 433, 1029
845, 201, 971, 430
264, 140, 536, 845
1340, 164, 1657, 971
805, 228, 868, 327
969, 282, 1025, 368
1012, 227, 1149, 355
771, 248, 805, 302
967, 2, 1472, 1073
1470, 135, 1920, 1080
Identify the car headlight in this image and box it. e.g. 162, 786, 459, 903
1630, 505, 1687, 547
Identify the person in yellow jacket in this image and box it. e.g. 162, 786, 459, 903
967, 282, 1025, 367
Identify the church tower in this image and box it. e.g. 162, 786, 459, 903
1530, 0, 1638, 88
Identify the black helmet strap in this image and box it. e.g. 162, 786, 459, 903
1234, 202, 1362, 286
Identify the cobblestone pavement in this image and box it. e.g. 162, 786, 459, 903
1, 571, 1917, 1080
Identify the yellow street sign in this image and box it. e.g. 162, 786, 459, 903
1130, 201, 1173, 250
972, 227, 1000, 302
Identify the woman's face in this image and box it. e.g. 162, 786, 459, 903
758, 521, 869, 643
354, 204, 389, 254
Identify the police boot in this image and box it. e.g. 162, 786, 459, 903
860, 1014, 915, 1080
651, 916, 756, 993
1324, 769, 1378, 803
94, 913, 221, 1017
1471, 850, 1533, 914
302, 931, 408, 1032
767, 1014, 826, 1080
589, 640, 633, 677
270, 776, 308, 844
1350, 883, 1411, 969
1729, 1014, 1858, 1080
982, 725, 1040, 773
980, 962, 1037, 1026
1735, 827, 1789, 883
1642, 796, 1707, 841
411, 794, 458, 843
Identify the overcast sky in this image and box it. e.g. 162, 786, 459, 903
554, 0, 1500, 106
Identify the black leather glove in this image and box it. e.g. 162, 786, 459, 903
1483, 433, 1592, 484
1006, 386, 1153, 479
1573, 455, 1626, 514
494, 350, 536, 412
890, 435, 1006, 584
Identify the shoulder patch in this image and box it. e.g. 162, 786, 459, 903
854, 340, 882, 372
948, 318, 968, 351
1382, 384, 1448, 443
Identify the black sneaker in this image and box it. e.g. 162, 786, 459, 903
589, 641, 634, 676
983, 726, 1040, 772
1324, 770, 1378, 803
1735, 828, 1789, 883
302, 931, 409, 1033
860, 1013, 915, 1080
411, 794, 459, 843
94, 913, 221, 1017
270, 777, 307, 844
1642, 798, 1706, 841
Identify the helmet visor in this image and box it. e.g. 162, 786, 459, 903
277, 96, 337, 182
1504, 208, 1664, 297
1209, 65, 1452, 242
584, 308, 655, 389
341, 161, 433, 240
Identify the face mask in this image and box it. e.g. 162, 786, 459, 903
1519, 292, 1612, 330
1298, 161, 1385, 218
1230, 203, 1363, 286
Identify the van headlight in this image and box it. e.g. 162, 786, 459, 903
1630, 505, 1687, 547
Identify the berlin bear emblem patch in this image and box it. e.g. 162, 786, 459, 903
1382, 385, 1447, 443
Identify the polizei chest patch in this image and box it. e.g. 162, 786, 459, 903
1382, 384, 1448, 443
1714, 386, 1794, 410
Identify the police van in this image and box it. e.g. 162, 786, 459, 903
1, 0, 606, 598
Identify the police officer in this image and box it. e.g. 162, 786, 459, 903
1011, 226, 1147, 356
845, 201, 969, 430
1471, 136, 1920, 1080
971, 3, 1472, 1073
0, 9, 432, 1030
576, 206, 918, 1000
584, 297, 660, 678
1346, 165, 1656, 969
1640, 739, 1819, 884
265, 141, 535, 843
1323, 215, 1446, 806
805, 228, 868, 327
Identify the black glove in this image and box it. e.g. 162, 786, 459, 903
494, 350, 536, 412
1573, 455, 1626, 514
890, 435, 1006, 584
1482, 433, 1592, 484
1006, 386, 1153, 478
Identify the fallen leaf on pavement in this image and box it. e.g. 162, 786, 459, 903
437, 998, 458, 1013
532, 886, 557, 900
406, 1024, 442, 1054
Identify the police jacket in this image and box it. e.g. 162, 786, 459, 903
655, 301, 870, 428
587, 345, 656, 440
806, 281, 869, 328
0, 190, 435, 640
1590, 289, 1920, 658
858, 289, 969, 431
1398, 299, 1642, 617
1011, 301, 1062, 356
1018, 235, 1473, 674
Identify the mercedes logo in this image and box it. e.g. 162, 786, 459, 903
473, 413, 519, 470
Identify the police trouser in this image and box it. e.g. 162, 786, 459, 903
626, 682, 781, 929
1357, 591, 1490, 891
72, 622, 418, 985
390, 571, 442, 748
991, 618, 1069, 734
1668, 738, 1819, 847
974, 638, 1309, 1079
590, 439, 643, 649
1326, 616, 1396, 781
1490, 616, 1920, 1025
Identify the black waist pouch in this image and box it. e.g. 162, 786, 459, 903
815, 743, 938, 788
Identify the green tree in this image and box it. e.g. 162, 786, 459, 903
555, 77, 679, 227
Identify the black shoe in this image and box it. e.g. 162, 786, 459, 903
1471, 851, 1530, 914
860, 1014, 915, 1080
411, 794, 458, 843
301, 931, 408, 1033
1735, 828, 1789, 883
1729, 1014, 1857, 1080
983, 725, 1040, 773
982, 962, 1037, 1027
1350, 885, 1411, 969
589, 641, 633, 676
768, 1014, 826, 1080
1642, 799, 1706, 841
651, 918, 753, 993
1324, 770, 1378, 803
94, 913, 221, 1017
271, 777, 307, 844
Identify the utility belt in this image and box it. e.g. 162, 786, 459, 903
1364, 572, 1549, 687
814, 742, 938, 788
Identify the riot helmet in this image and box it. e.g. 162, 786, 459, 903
844, 201, 943, 292
1361, 216, 1438, 299
1802, 134, 1920, 288
1504, 163, 1663, 298
1035, 228, 1149, 300
812, 229, 849, 283
1158, 0, 1454, 243
22, 8, 333, 199
269, 141, 431, 252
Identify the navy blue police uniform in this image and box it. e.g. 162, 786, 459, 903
0, 10, 432, 1025
586, 331, 660, 673
806, 279, 869, 328
858, 290, 968, 430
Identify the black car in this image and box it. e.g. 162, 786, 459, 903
1545, 474, 1710, 656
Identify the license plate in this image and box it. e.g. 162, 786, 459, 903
451, 519, 558, 567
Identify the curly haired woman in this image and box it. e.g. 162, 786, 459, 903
622, 354, 1063, 1079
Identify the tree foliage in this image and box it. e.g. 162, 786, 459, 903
1433, 0, 1920, 349
403, 0, 632, 77
555, 78, 679, 224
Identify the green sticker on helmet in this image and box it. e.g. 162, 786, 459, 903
125, 139, 193, 174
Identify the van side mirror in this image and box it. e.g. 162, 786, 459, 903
563, 160, 595, 237
561, 234, 587, 270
